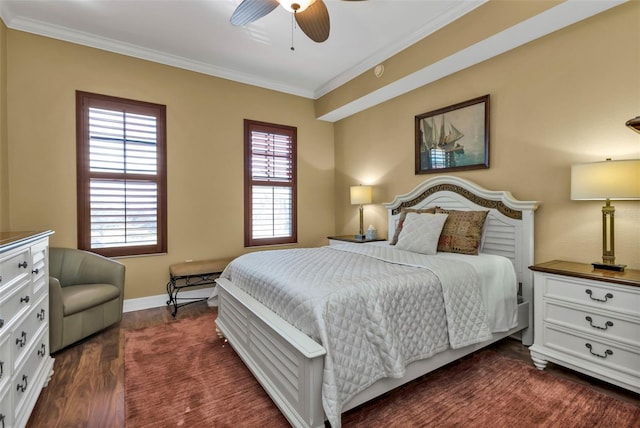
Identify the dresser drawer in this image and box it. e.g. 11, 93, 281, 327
545, 301, 640, 347
543, 325, 640, 377
0, 278, 32, 331
13, 328, 48, 421
0, 247, 31, 291
543, 275, 640, 315
0, 382, 12, 428
12, 295, 48, 371
0, 335, 10, 392
30, 241, 48, 300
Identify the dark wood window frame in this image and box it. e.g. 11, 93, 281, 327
244, 119, 297, 247
76, 91, 167, 257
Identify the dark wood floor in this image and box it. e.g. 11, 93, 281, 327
27, 301, 639, 427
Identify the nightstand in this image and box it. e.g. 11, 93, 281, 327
529, 260, 640, 393
327, 235, 386, 246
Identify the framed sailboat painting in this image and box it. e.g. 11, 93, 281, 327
415, 95, 489, 174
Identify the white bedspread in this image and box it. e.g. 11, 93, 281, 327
218, 243, 517, 427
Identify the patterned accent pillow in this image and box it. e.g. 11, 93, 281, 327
395, 213, 449, 255
390, 207, 437, 245
434, 208, 489, 255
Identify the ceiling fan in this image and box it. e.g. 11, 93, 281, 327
230, 0, 366, 43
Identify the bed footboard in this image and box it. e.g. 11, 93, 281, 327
217, 277, 530, 427
216, 278, 326, 428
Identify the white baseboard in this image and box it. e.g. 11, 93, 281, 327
123, 286, 215, 313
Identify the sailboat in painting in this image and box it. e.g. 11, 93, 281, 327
420, 115, 465, 169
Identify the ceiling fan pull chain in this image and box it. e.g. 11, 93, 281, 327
290, 10, 296, 51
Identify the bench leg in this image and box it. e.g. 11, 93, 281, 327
166, 278, 180, 317
166, 273, 219, 318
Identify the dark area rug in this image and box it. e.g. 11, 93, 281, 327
125, 312, 640, 427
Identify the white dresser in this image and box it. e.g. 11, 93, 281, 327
0, 231, 54, 428
529, 260, 640, 393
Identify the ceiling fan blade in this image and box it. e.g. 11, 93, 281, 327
230, 0, 279, 26
295, 0, 330, 43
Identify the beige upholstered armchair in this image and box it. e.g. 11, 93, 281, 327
48, 247, 126, 353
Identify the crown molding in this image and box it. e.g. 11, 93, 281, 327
0, 13, 316, 98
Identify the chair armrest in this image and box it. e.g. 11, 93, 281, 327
49, 276, 64, 351
49, 276, 63, 309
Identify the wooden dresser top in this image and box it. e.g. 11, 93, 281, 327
0, 230, 53, 252
530, 260, 640, 288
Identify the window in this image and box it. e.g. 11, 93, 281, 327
244, 119, 297, 247
76, 91, 167, 257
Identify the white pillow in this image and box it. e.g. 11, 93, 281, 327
395, 212, 448, 255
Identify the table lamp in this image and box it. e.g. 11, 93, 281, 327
571, 158, 640, 271
350, 185, 372, 239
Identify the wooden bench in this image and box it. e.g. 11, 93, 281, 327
166, 258, 233, 317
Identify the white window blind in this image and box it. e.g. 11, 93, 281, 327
251, 186, 292, 239
89, 108, 158, 175
245, 121, 297, 246
250, 131, 293, 182
89, 179, 158, 248
88, 108, 159, 248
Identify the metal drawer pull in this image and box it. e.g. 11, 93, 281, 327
32, 268, 39, 274
18, 261, 28, 269
37, 308, 46, 321
0, 412, 4, 428
0, 319, 3, 329
16, 331, 27, 348
585, 316, 613, 330
16, 374, 28, 392
20, 295, 30, 304
37, 343, 46, 357
0, 361, 3, 378
585, 343, 613, 359
585, 289, 613, 302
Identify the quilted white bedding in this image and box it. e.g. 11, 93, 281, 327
218, 243, 517, 427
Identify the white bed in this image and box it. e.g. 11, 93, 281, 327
215, 175, 538, 427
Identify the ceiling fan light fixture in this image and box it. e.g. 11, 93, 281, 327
278, 0, 316, 13
626, 116, 640, 134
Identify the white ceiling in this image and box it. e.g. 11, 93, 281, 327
0, 0, 487, 98
0, 0, 627, 120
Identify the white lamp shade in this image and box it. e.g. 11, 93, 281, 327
350, 185, 373, 205
278, 0, 316, 13
571, 159, 640, 200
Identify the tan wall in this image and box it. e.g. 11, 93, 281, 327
2, 2, 638, 305
5, 31, 335, 299
334, 2, 640, 269
0, 20, 7, 230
